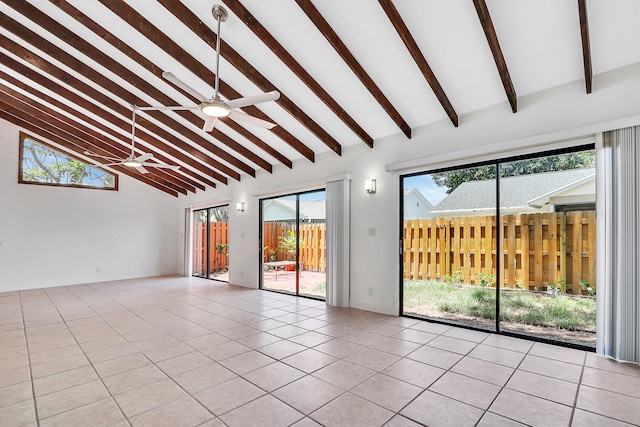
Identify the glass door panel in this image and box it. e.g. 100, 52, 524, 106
191, 205, 229, 282
260, 190, 326, 300
498, 150, 596, 347
208, 206, 229, 281
402, 165, 497, 331
192, 209, 207, 278
299, 191, 326, 299
262, 195, 298, 294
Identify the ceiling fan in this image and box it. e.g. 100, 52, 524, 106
158, 4, 280, 132
84, 106, 180, 174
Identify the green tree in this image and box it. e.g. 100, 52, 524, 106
431, 151, 595, 193
22, 139, 114, 187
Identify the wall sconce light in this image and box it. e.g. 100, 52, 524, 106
236, 202, 245, 212
364, 179, 376, 194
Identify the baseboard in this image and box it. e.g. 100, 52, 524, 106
349, 298, 397, 316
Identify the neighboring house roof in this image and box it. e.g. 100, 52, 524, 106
404, 188, 435, 211
432, 168, 595, 213
263, 199, 326, 221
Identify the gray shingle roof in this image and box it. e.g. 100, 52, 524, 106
432, 168, 595, 212
272, 199, 326, 220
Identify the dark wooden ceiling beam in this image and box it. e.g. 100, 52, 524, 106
216, 0, 373, 147
159, 0, 344, 155
0, 31, 231, 184
48, 2, 284, 173
0, 61, 216, 189
378, 0, 458, 127
578, 0, 593, 94
0, 4, 251, 180
0, 107, 179, 197
0, 83, 198, 193
95, 0, 316, 162
295, 0, 412, 139
0, 95, 190, 195
473, 0, 518, 113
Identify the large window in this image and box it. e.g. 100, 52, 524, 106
401, 146, 596, 348
19, 133, 117, 190
260, 190, 326, 299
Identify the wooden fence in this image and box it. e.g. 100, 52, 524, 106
263, 222, 326, 272
193, 221, 229, 273
403, 211, 596, 294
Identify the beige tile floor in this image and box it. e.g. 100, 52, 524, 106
1, 276, 639, 427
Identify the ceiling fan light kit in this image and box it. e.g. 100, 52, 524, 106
201, 99, 231, 117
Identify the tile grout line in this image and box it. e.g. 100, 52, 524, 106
568, 351, 588, 427
18, 289, 41, 427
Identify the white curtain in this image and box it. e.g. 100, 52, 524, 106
183, 208, 192, 277
325, 178, 350, 307
597, 126, 640, 363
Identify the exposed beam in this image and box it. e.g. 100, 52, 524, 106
50, 0, 291, 170
578, 0, 593, 94
0, 107, 179, 197
378, 0, 458, 127
0, 4, 250, 179
220, 0, 373, 148
158, 0, 343, 156
295, 0, 412, 139
0, 32, 232, 184
95, 0, 316, 163
473, 0, 518, 113
0, 82, 197, 194
0, 95, 190, 195
0, 50, 218, 187
0, 50, 220, 188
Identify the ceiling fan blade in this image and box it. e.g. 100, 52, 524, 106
137, 105, 199, 111
99, 162, 121, 167
203, 116, 217, 132
162, 72, 208, 103
133, 165, 149, 174
228, 110, 277, 129
141, 163, 180, 170
135, 153, 153, 163
83, 151, 121, 161
226, 91, 280, 109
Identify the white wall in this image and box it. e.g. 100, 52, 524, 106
0, 120, 180, 292
180, 63, 640, 316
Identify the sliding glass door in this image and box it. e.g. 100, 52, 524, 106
401, 146, 596, 348
402, 165, 497, 331
192, 205, 229, 281
260, 190, 326, 299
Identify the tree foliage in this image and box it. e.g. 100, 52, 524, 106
22, 139, 115, 188
431, 151, 595, 193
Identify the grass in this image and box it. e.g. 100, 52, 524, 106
404, 280, 596, 332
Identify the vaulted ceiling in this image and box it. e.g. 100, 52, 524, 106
1, 0, 639, 197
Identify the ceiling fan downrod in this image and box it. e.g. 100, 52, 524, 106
211, 5, 228, 100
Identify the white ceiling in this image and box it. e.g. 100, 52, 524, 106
1, 0, 639, 195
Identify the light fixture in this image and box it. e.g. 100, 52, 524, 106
365, 179, 376, 194
201, 99, 231, 117
236, 202, 245, 212
122, 158, 140, 168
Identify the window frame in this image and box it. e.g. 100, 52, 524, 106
18, 133, 118, 191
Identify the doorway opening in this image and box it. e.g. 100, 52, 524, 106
401, 146, 596, 349
192, 205, 229, 282
260, 190, 326, 299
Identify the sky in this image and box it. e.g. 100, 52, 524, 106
404, 174, 448, 206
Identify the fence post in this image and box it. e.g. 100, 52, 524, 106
445, 219, 451, 277
559, 213, 567, 287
